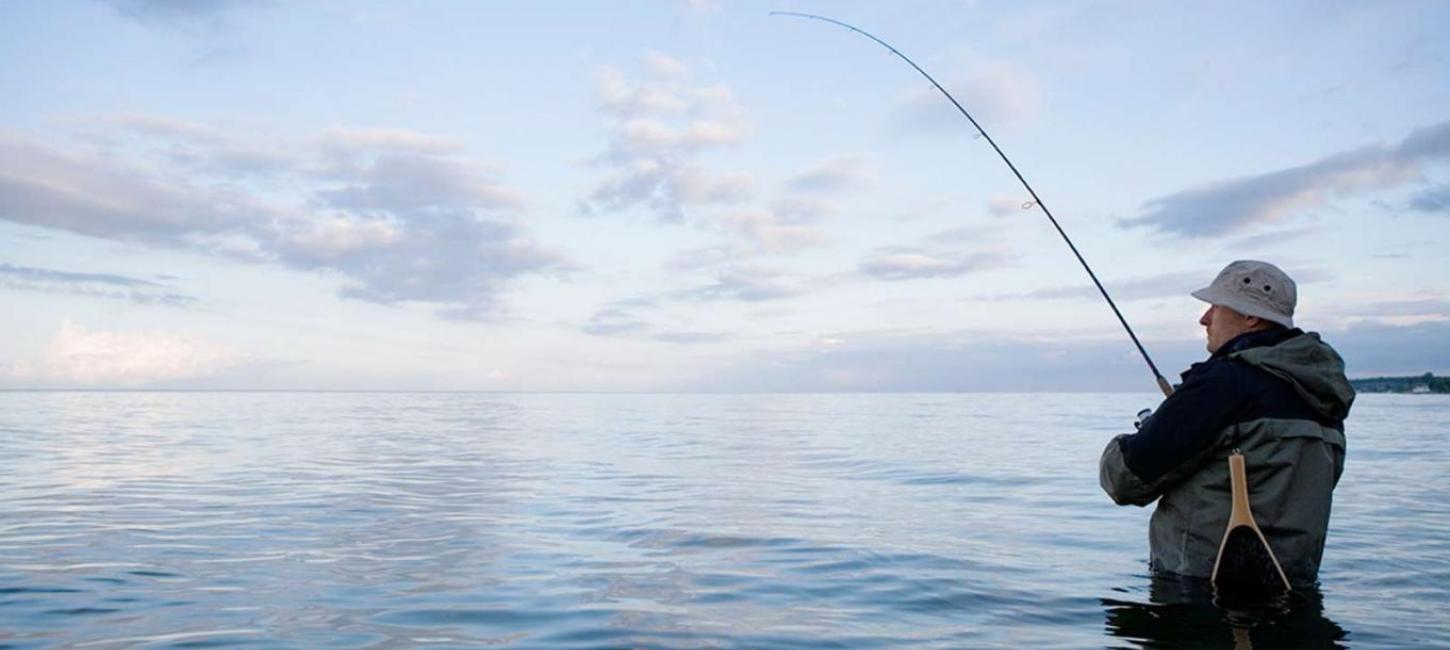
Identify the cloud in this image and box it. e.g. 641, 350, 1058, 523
103, 114, 296, 178
0, 133, 269, 243
859, 226, 1015, 281
685, 321, 1450, 392
680, 119, 751, 149
664, 244, 744, 271
598, 69, 689, 117
722, 209, 826, 253
1328, 319, 1450, 376
107, 113, 227, 143
315, 126, 465, 156
988, 195, 1028, 218
785, 155, 875, 192
578, 299, 727, 345
1227, 228, 1316, 249
588, 161, 753, 221
676, 265, 802, 302
314, 153, 525, 213
986, 268, 1332, 303
859, 249, 1012, 281
106, 0, 257, 29
2, 320, 242, 386
897, 62, 1040, 131
771, 196, 837, 223
0, 122, 565, 320
0, 262, 196, 306
1334, 296, 1450, 326
651, 331, 728, 344
1001, 271, 1205, 302
1409, 184, 1450, 214
1120, 120, 1450, 237
582, 59, 755, 221
644, 51, 689, 78
582, 306, 652, 336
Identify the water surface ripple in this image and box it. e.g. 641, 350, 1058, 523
0, 393, 1444, 648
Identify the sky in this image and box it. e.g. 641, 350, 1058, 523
2, 0, 1447, 392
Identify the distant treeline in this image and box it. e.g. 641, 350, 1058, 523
1350, 373, 1449, 394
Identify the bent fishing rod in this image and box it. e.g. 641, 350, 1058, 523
772, 11, 1174, 398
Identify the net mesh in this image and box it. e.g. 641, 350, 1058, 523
1215, 527, 1287, 600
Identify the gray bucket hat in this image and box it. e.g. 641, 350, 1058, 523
1191, 260, 1296, 328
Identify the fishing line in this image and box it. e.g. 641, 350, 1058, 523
772, 11, 1174, 397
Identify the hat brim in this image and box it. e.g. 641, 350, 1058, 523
1192, 286, 1294, 328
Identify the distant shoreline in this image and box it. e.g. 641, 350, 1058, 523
1350, 373, 1448, 394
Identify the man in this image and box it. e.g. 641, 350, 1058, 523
1099, 260, 1354, 586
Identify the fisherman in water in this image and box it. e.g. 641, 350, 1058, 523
1099, 260, 1354, 587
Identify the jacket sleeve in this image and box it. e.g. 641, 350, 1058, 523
1099, 361, 1247, 506
1100, 434, 1156, 506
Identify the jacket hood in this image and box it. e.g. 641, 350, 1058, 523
1231, 331, 1355, 422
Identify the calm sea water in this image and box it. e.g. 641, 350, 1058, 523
0, 392, 1446, 649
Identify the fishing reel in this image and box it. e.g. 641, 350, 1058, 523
1134, 409, 1154, 431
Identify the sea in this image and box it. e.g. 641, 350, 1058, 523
1, 392, 1446, 649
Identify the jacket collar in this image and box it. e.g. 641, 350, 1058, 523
1213, 326, 1304, 359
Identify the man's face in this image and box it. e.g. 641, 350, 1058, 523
1200, 304, 1257, 353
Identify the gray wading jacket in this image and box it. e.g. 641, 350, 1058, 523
1099, 328, 1354, 586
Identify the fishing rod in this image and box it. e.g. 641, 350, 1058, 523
771, 11, 1174, 398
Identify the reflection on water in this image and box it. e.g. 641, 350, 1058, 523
1, 392, 1446, 648
1103, 575, 1347, 649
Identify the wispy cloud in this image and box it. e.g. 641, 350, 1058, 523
707, 155, 876, 256
103, 114, 297, 178
1334, 296, 1450, 326
1006, 272, 1200, 302
1409, 184, 1450, 214
664, 244, 744, 271
314, 151, 525, 213
1228, 228, 1316, 250
1121, 120, 1450, 237
859, 227, 1014, 281
587, 160, 752, 221
771, 196, 837, 223
643, 51, 689, 79
895, 62, 1040, 131
0, 132, 268, 243
0, 122, 566, 320
675, 264, 802, 302
860, 250, 1011, 281
2, 320, 243, 386
582, 305, 652, 336
0, 262, 196, 306
314, 126, 465, 156
579, 298, 727, 344
987, 195, 1030, 218
982, 268, 1332, 303
105, 0, 259, 29
785, 155, 875, 193
651, 331, 728, 344
684, 0, 720, 12
722, 209, 826, 253
582, 55, 755, 221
